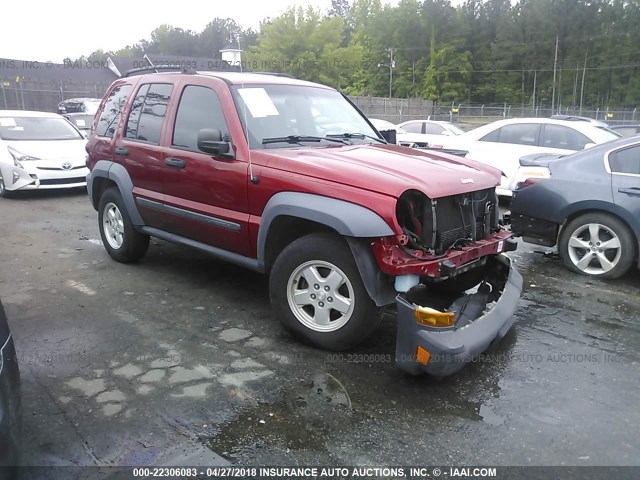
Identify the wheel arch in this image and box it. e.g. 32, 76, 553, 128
88, 161, 143, 225
258, 193, 397, 307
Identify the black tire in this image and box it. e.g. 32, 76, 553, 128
0, 172, 12, 198
558, 212, 635, 279
269, 233, 380, 351
98, 187, 149, 263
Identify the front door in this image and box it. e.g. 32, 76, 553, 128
159, 81, 250, 256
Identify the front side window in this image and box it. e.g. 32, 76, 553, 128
231, 85, 381, 149
609, 145, 640, 175
0, 116, 83, 141
125, 83, 172, 144
95, 84, 132, 138
425, 123, 445, 135
172, 86, 228, 151
481, 124, 539, 146
402, 122, 423, 134
542, 124, 591, 150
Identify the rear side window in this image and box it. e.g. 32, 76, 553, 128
609, 145, 640, 175
481, 124, 539, 146
125, 83, 173, 144
95, 84, 132, 137
542, 124, 591, 150
172, 86, 228, 151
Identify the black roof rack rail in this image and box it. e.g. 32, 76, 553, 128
251, 72, 294, 78
124, 66, 196, 77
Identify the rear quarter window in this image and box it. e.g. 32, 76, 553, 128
95, 84, 133, 138
609, 145, 640, 175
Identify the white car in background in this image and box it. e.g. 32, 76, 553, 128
437, 117, 621, 196
0, 111, 89, 197
396, 119, 465, 148
368, 118, 409, 145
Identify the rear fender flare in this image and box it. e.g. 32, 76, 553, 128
88, 160, 143, 226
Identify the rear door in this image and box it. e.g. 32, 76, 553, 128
609, 144, 640, 218
159, 79, 251, 256
118, 82, 174, 228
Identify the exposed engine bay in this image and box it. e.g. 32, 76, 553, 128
396, 188, 500, 255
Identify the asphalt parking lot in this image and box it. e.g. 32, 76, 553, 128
0, 189, 639, 471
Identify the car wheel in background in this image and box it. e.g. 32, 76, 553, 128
98, 187, 150, 263
0, 172, 10, 198
559, 212, 635, 279
269, 233, 380, 351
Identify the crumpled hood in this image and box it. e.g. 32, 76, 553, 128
256, 144, 501, 198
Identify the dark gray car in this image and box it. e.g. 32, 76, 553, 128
511, 135, 640, 278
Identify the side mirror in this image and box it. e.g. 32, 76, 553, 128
584, 142, 596, 149
197, 129, 232, 157
441, 130, 452, 136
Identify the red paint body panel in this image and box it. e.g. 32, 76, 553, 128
86, 72, 512, 277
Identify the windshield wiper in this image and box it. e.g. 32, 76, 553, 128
262, 135, 350, 145
326, 132, 385, 143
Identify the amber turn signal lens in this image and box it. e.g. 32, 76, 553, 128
414, 307, 455, 327
416, 346, 431, 365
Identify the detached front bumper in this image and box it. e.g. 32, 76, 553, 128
395, 255, 522, 377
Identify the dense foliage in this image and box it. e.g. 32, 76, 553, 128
82, 0, 640, 108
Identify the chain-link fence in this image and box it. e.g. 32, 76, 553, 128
429, 102, 639, 127
2, 78, 637, 128
348, 96, 433, 124
0, 79, 111, 112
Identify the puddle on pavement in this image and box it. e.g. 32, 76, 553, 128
206, 373, 355, 458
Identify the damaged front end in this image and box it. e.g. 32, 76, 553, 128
373, 189, 523, 376
395, 254, 522, 377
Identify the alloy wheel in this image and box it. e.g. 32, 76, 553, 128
102, 202, 125, 249
286, 260, 355, 332
567, 223, 622, 275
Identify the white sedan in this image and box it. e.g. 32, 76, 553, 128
396, 119, 465, 148
436, 117, 620, 196
0, 111, 89, 197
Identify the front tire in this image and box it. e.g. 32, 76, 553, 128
559, 212, 635, 279
98, 187, 149, 263
0, 172, 11, 198
269, 233, 380, 351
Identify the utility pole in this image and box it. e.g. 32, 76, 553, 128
388, 48, 395, 99
579, 50, 588, 115
532, 70, 537, 111
551, 35, 558, 115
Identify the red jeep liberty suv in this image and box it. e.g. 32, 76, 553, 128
86, 68, 522, 376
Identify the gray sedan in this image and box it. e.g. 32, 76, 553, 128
510, 135, 640, 278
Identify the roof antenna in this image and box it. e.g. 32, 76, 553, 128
236, 34, 258, 184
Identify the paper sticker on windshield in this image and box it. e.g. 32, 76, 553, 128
0, 118, 16, 127
237, 88, 279, 118
76, 119, 86, 127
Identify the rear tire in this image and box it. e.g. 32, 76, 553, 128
558, 212, 635, 279
269, 233, 380, 351
98, 187, 149, 263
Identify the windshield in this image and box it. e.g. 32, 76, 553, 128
595, 126, 622, 141
232, 85, 382, 149
0, 116, 83, 141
